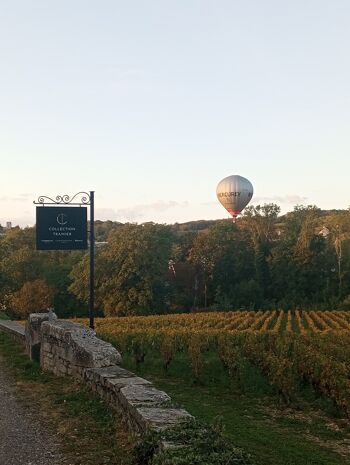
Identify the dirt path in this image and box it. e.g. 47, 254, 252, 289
0, 353, 68, 465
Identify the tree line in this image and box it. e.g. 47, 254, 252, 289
1, 204, 350, 319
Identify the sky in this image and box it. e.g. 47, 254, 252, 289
1, 0, 349, 226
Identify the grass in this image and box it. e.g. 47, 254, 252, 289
0, 333, 136, 465
120, 348, 350, 465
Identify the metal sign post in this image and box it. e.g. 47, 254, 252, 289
34, 191, 95, 329
89, 191, 95, 330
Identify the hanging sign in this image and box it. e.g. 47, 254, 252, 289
36, 206, 88, 250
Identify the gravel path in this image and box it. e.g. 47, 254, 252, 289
0, 354, 67, 465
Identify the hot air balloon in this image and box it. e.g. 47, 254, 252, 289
216, 175, 253, 221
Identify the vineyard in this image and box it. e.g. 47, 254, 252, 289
81, 310, 350, 418
91, 309, 350, 334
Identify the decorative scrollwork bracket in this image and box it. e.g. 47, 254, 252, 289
33, 192, 91, 205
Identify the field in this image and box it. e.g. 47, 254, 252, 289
80, 310, 350, 465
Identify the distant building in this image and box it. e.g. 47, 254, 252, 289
95, 241, 108, 248
318, 226, 330, 238
5, 221, 12, 229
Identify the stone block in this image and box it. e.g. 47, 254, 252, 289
107, 376, 151, 393
41, 342, 52, 352
83, 366, 144, 391
135, 407, 193, 432
25, 312, 57, 361
85, 365, 134, 381
119, 384, 171, 409
41, 320, 122, 368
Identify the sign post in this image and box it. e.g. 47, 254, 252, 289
34, 192, 95, 329
89, 191, 95, 330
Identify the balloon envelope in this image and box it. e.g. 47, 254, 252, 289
216, 175, 253, 219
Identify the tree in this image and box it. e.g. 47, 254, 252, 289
321, 212, 350, 301
9, 279, 54, 318
271, 205, 330, 308
188, 221, 256, 309
0, 228, 40, 308
0, 226, 85, 316
70, 223, 174, 315
210, 222, 256, 309
241, 204, 280, 302
188, 232, 216, 308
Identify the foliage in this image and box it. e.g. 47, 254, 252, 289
0, 227, 84, 318
9, 279, 54, 317
70, 223, 175, 316
2, 205, 350, 316
136, 418, 252, 465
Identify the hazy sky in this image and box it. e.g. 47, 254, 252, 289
1, 1, 349, 226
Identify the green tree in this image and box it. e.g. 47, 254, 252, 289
241, 204, 280, 303
188, 232, 216, 308
188, 221, 256, 310
270, 205, 330, 308
70, 223, 174, 315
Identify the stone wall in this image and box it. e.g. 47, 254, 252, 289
25, 312, 57, 361
27, 315, 192, 435
84, 365, 191, 433
0, 320, 25, 345
40, 319, 122, 379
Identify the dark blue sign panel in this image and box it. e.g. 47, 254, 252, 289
36, 207, 88, 250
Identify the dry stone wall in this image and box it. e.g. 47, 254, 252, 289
25, 312, 57, 361
84, 365, 191, 433
26, 314, 192, 435
40, 319, 122, 378
0, 320, 25, 344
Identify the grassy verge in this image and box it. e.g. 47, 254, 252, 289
0, 332, 136, 465
120, 349, 350, 465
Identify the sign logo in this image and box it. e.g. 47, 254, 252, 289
57, 213, 68, 225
